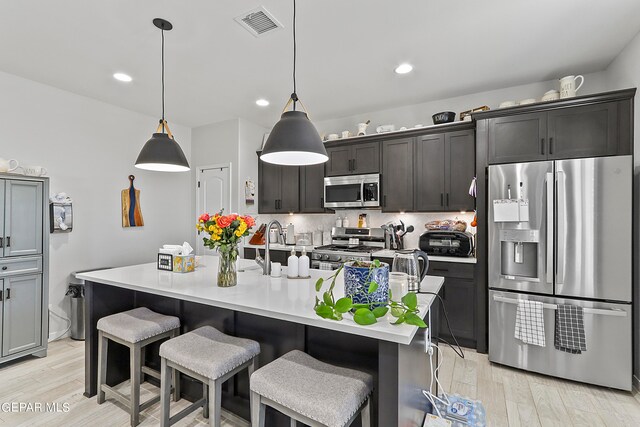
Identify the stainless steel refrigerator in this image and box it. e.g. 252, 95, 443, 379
488, 155, 632, 390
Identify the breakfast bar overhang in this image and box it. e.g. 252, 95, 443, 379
79, 257, 444, 427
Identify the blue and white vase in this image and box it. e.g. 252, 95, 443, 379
344, 261, 389, 308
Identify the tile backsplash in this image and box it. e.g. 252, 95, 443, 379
250, 210, 475, 250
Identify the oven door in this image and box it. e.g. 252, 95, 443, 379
324, 174, 380, 208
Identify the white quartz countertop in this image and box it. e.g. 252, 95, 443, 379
371, 249, 477, 264
77, 257, 443, 345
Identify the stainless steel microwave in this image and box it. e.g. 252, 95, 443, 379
323, 174, 380, 208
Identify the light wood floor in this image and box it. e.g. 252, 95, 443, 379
1, 339, 639, 426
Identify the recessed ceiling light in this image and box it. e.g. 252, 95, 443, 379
256, 99, 270, 107
394, 63, 413, 74
113, 72, 133, 82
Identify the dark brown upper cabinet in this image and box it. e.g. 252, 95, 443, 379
325, 141, 380, 176
258, 160, 299, 214
414, 129, 476, 212
485, 97, 632, 164
299, 163, 329, 213
382, 138, 414, 212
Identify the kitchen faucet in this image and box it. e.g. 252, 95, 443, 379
254, 220, 284, 275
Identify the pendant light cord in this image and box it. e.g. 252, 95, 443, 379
161, 28, 166, 132
291, 0, 297, 111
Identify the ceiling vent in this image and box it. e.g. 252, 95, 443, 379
235, 6, 283, 37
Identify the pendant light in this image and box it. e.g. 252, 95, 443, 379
260, 0, 328, 166
135, 18, 190, 172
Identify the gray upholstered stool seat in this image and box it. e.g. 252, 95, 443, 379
97, 307, 180, 343
250, 350, 373, 427
159, 326, 260, 427
160, 325, 260, 379
96, 307, 181, 426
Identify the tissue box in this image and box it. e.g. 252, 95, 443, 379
157, 253, 195, 273
173, 254, 195, 273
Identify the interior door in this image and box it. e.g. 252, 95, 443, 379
555, 156, 631, 301
4, 180, 43, 257
197, 166, 231, 255
2, 274, 42, 356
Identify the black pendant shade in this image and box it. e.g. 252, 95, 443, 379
135, 127, 190, 172
135, 18, 190, 172
260, 111, 328, 165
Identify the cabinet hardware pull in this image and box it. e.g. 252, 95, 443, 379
549, 137, 554, 154
541, 138, 545, 155
440, 193, 444, 206
1, 266, 7, 271
6, 236, 9, 247
433, 268, 449, 272
5, 288, 9, 299
383, 195, 387, 207
353, 159, 357, 171
0, 290, 2, 301
0, 237, 3, 247
446, 193, 449, 206
275, 200, 278, 210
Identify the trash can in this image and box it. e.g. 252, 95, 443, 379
68, 268, 112, 341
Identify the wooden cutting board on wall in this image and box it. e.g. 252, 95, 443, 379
122, 175, 144, 227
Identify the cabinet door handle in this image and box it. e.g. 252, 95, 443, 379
353, 159, 357, 171
5, 288, 9, 300
6, 236, 9, 247
446, 193, 449, 206
433, 268, 449, 272
320, 197, 324, 207
549, 137, 554, 155
540, 138, 545, 155
383, 195, 387, 207
1, 266, 7, 271
0, 290, 2, 301
0, 237, 3, 247
440, 193, 444, 206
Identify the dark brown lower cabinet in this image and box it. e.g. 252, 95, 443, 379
428, 261, 477, 349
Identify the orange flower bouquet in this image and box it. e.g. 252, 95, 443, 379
197, 211, 256, 287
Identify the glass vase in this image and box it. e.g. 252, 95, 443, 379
217, 245, 238, 287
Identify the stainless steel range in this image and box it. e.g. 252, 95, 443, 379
311, 227, 385, 270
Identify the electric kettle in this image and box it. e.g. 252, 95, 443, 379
392, 250, 429, 292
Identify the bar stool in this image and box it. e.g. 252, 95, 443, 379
159, 325, 260, 427
250, 350, 373, 427
96, 307, 181, 426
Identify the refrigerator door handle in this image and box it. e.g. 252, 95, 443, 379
546, 172, 554, 285
556, 171, 566, 286
492, 295, 628, 317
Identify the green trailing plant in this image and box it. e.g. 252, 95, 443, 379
313, 260, 427, 328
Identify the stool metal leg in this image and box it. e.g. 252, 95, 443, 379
140, 345, 146, 385
170, 329, 180, 402
251, 391, 265, 427
202, 383, 209, 419
361, 397, 371, 427
97, 331, 108, 404
130, 342, 142, 426
160, 358, 171, 427
208, 379, 222, 427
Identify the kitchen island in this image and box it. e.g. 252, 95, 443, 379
79, 257, 444, 427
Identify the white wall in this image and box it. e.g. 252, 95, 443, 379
238, 119, 267, 216
602, 29, 640, 387
315, 72, 611, 136
0, 70, 193, 339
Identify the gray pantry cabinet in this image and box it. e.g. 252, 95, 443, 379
0, 174, 49, 364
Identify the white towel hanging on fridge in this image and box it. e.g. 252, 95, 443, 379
514, 300, 546, 347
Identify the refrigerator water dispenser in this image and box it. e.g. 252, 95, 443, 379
499, 229, 539, 279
